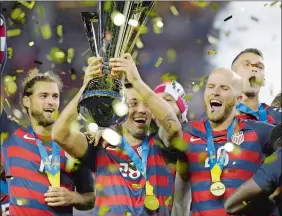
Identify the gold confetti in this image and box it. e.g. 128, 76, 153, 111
136, 38, 144, 49
95, 183, 104, 191
176, 160, 189, 176
49, 47, 66, 64
7, 47, 13, 59
29, 41, 34, 47
67, 48, 75, 63
165, 196, 173, 206
166, 49, 177, 62
138, 25, 148, 35
1, 132, 9, 145
7, 29, 22, 37
264, 153, 278, 164
57, 25, 63, 38
154, 57, 163, 68
41, 24, 52, 40
5, 98, 11, 108
192, 2, 209, 8
79, 1, 97, 7
210, 2, 219, 11
11, 8, 23, 20
183, 94, 193, 101
199, 152, 206, 166
16, 69, 24, 73
160, 73, 178, 82
270, 1, 279, 6
107, 165, 118, 173
153, 17, 163, 34
104, 1, 112, 11
170, 5, 179, 16
192, 85, 200, 93
20, 1, 35, 9
4, 75, 14, 84
171, 137, 187, 152
132, 184, 142, 189
37, 5, 45, 19
196, 39, 202, 44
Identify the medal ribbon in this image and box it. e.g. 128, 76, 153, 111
121, 137, 153, 195
236, 103, 268, 122
205, 118, 236, 183
28, 125, 60, 187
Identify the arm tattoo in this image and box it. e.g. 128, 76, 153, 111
158, 115, 177, 136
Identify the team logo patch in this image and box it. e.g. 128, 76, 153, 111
231, 131, 244, 145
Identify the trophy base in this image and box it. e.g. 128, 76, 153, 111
78, 76, 128, 127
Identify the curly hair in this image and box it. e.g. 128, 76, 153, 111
20, 68, 63, 112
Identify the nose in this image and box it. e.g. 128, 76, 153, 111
211, 86, 220, 97
46, 96, 56, 106
251, 64, 258, 73
136, 102, 148, 114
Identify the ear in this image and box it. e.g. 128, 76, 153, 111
23, 96, 30, 109
236, 94, 243, 105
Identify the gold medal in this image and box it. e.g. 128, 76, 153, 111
144, 181, 160, 210
210, 182, 226, 196
144, 195, 160, 211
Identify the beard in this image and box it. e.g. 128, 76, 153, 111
206, 98, 236, 124
31, 109, 54, 127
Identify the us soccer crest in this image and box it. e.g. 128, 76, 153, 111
231, 131, 244, 145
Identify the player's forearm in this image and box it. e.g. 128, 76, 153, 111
51, 85, 86, 148
73, 192, 95, 210
224, 179, 262, 214
132, 79, 182, 139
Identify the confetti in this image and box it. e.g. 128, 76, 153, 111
67, 48, 75, 63
1, 132, 9, 145
176, 160, 189, 176
170, 5, 179, 16
20, 1, 35, 9
106, 164, 119, 173
171, 137, 187, 152
136, 38, 144, 49
210, 2, 219, 11
154, 57, 163, 68
7, 47, 13, 59
165, 196, 173, 206
196, 39, 202, 44
5, 98, 11, 108
29, 41, 34, 47
192, 2, 209, 8
160, 73, 178, 82
37, 5, 45, 19
192, 85, 200, 93
207, 34, 219, 45
104, 1, 112, 11
153, 17, 163, 34
57, 25, 63, 38
49, 47, 66, 64
11, 8, 23, 21
79, 1, 97, 7
264, 153, 278, 164
95, 183, 104, 191
208, 49, 218, 55
224, 15, 232, 22
166, 49, 177, 62
183, 94, 193, 101
270, 1, 279, 6
138, 25, 148, 34
40, 24, 52, 40
7, 29, 22, 37
16, 69, 24, 73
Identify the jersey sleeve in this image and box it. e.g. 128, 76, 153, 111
72, 164, 94, 194
79, 140, 98, 172
0, 109, 21, 135
247, 120, 275, 155
252, 148, 282, 195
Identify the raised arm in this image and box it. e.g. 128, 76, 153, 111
51, 57, 103, 158
110, 53, 182, 141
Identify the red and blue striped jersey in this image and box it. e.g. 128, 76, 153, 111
237, 103, 281, 125
0, 110, 94, 216
182, 117, 275, 216
83, 133, 177, 216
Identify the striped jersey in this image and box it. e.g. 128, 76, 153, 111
0, 179, 9, 215
236, 103, 281, 125
182, 117, 275, 216
83, 133, 177, 216
0, 110, 94, 216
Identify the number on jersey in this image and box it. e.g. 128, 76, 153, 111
119, 162, 141, 179
204, 146, 229, 168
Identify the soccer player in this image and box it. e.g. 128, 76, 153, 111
178, 68, 276, 216
0, 69, 95, 216
231, 48, 281, 124
51, 54, 182, 215
225, 123, 282, 215
154, 81, 191, 216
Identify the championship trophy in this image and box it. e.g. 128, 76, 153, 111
78, 1, 156, 127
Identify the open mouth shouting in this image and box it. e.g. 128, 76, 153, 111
43, 108, 55, 115
210, 99, 222, 113
249, 76, 256, 87
133, 117, 147, 127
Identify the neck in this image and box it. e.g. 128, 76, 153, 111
30, 117, 52, 136
241, 93, 259, 111
123, 132, 144, 147
209, 111, 235, 131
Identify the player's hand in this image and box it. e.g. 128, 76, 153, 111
44, 187, 77, 206
83, 57, 103, 87
109, 53, 141, 84
84, 130, 108, 148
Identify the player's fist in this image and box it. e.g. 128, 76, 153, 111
83, 57, 103, 86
